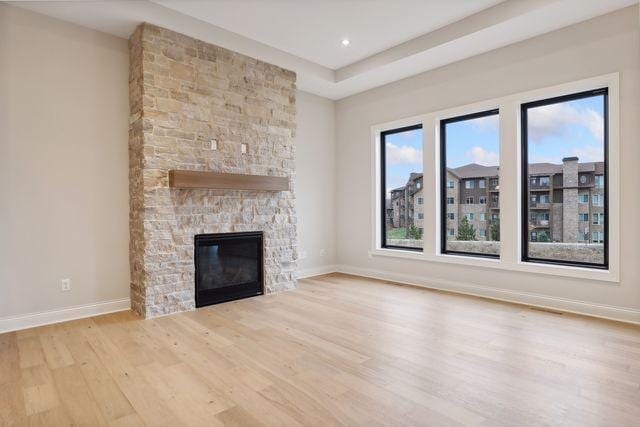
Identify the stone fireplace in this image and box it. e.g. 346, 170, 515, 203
128, 23, 297, 318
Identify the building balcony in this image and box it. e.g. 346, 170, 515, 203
530, 202, 550, 209
531, 220, 550, 227
529, 181, 550, 190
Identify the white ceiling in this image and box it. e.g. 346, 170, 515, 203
6, 0, 639, 99
151, 0, 504, 70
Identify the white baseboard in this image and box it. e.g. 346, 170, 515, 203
4, 264, 637, 333
0, 298, 131, 334
332, 264, 640, 325
296, 264, 339, 279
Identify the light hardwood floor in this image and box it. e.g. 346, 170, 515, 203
1, 273, 639, 426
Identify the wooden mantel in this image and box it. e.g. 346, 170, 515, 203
168, 170, 289, 191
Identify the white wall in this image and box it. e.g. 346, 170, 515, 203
0, 5, 131, 324
0, 5, 340, 330
335, 6, 640, 321
295, 91, 337, 276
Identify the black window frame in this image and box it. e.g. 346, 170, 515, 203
440, 109, 500, 259
521, 88, 609, 269
380, 124, 423, 252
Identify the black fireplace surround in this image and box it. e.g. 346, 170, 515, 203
194, 232, 264, 308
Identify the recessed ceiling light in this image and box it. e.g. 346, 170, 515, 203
341, 39, 350, 46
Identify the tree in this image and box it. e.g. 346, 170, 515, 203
538, 231, 550, 242
457, 217, 477, 241
407, 225, 422, 240
490, 218, 500, 241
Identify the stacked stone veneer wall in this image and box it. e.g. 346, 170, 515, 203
128, 24, 297, 318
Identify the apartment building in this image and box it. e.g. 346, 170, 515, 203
389, 173, 423, 229
388, 157, 604, 243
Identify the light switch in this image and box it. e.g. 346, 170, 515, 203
210, 139, 217, 150
241, 143, 247, 154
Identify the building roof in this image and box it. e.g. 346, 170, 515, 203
529, 163, 561, 175
447, 161, 604, 178
449, 163, 498, 179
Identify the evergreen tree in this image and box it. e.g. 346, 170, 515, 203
490, 218, 500, 241
407, 225, 423, 240
457, 217, 477, 241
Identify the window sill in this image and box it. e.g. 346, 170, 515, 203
368, 248, 619, 283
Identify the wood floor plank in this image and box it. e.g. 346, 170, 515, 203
1, 273, 639, 426
0, 333, 27, 425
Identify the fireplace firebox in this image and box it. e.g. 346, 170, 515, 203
194, 232, 264, 307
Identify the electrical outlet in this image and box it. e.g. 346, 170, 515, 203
61, 279, 71, 292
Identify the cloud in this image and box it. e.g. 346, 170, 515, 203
466, 146, 499, 166
572, 145, 604, 162
528, 103, 603, 143
385, 142, 422, 166
529, 144, 603, 164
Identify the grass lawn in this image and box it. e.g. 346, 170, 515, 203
386, 228, 407, 239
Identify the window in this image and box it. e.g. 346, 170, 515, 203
579, 231, 589, 242
447, 213, 455, 220
479, 213, 486, 221
579, 213, 589, 222
595, 175, 604, 188
491, 213, 499, 221
491, 178, 499, 187
441, 109, 499, 257
418, 213, 424, 220
540, 176, 550, 186
447, 197, 455, 205
381, 124, 423, 251
530, 212, 537, 222
579, 194, 589, 203
448, 228, 455, 237
522, 88, 607, 268
593, 213, 604, 225
593, 194, 603, 206
418, 197, 423, 205
447, 180, 455, 189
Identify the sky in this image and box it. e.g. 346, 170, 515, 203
526, 94, 605, 164
385, 128, 423, 194
385, 94, 605, 195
